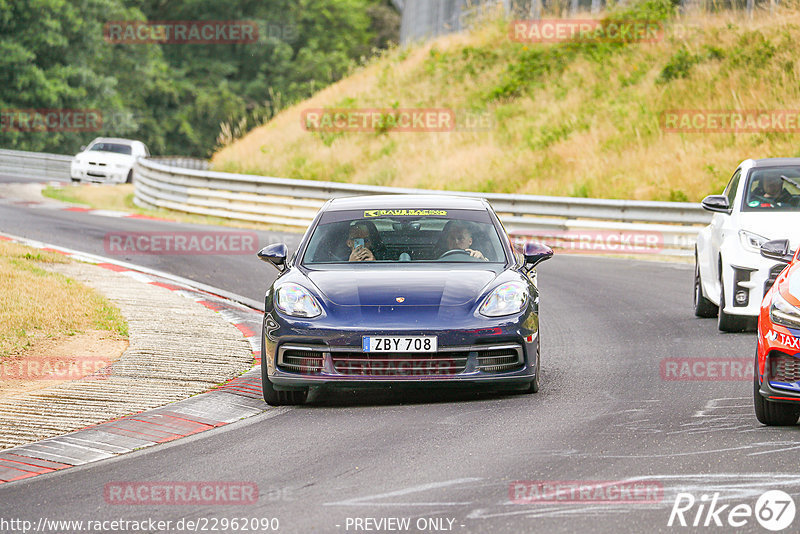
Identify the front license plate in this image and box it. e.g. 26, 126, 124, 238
362, 336, 438, 353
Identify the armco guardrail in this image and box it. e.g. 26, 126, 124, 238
135, 157, 708, 257
0, 148, 72, 181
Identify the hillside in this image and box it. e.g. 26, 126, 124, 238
212, 2, 800, 202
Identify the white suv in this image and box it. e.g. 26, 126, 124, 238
695, 158, 800, 331
70, 137, 150, 184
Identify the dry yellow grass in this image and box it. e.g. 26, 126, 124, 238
48, 183, 135, 210
0, 241, 128, 357
213, 7, 800, 201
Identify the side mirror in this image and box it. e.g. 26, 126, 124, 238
258, 243, 288, 271
701, 195, 731, 213
522, 242, 554, 269
760, 239, 795, 264
80, 145, 86, 151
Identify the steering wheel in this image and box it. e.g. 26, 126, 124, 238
438, 249, 474, 259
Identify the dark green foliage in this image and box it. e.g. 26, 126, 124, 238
0, 0, 398, 157
658, 48, 699, 83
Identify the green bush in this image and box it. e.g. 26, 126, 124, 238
658, 48, 698, 83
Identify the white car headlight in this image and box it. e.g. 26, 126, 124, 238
739, 230, 769, 253
479, 282, 528, 317
770, 292, 800, 329
113, 163, 127, 169
275, 283, 322, 318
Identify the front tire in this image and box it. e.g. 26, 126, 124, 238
125, 170, 133, 184
694, 255, 717, 318
261, 332, 307, 406
754, 354, 799, 426
524, 340, 540, 394
262, 377, 308, 406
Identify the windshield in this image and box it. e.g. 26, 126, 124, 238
88, 142, 133, 155
302, 209, 507, 265
742, 166, 800, 211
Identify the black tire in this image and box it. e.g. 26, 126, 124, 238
754, 353, 799, 426
70, 177, 80, 183
524, 339, 541, 394
717, 277, 748, 332
125, 170, 133, 184
260, 334, 307, 406
694, 255, 717, 318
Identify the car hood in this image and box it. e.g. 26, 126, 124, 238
305, 267, 501, 307
739, 212, 800, 248
75, 151, 134, 165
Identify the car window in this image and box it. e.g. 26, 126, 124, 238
302, 209, 507, 264
742, 166, 800, 211
723, 169, 740, 207
88, 142, 133, 155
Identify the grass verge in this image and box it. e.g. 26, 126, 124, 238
0, 240, 128, 357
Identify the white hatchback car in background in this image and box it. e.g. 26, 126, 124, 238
70, 137, 150, 184
695, 158, 800, 331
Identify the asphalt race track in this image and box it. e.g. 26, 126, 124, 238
1, 181, 797, 534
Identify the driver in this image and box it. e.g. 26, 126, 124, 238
751, 174, 793, 206
441, 222, 487, 260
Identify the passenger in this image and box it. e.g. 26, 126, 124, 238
346, 222, 376, 262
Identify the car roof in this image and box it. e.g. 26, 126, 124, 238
89, 137, 138, 145
325, 194, 489, 211
743, 158, 800, 168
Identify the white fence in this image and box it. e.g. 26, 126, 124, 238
135, 157, 707, 257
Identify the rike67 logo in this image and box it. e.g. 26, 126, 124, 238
668, 490, 796, 531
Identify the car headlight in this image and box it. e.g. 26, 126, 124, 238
113, 163, 127, 169
770, 292, 800, 329
739, 230, 769, 253
275, 283, 322, 318
479, 282, 528, 317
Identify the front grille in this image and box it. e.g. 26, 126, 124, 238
331, 352, 469, 376
280, 347, 324, 374
769, 353, 800, 383
277, 343, 526, 376
765, 264, 788, 295
477, 346, 524, 373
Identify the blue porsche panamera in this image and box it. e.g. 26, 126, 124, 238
257, 195, 553, 405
